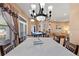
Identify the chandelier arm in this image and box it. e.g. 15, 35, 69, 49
39, 3, 43, 14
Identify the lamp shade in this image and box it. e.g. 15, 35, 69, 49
48, 6, 53, 11
40, 3, 45, 8
31, 4, 36, 10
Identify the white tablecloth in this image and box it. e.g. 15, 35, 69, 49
5, 38, 75, 56
34, 32, 42, 34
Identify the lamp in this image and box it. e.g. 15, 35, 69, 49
29, 3, 53, 21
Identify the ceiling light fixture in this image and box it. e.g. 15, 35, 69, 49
29, 3, 53, 21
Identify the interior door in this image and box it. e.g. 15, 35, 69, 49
31, 25, 36, 32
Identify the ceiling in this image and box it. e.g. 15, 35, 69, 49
16, 3, 70, 21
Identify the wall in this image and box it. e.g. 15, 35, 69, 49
42, 20, 69, 33
70, 4, 79, 55
8, 4, 30, 35
28, 19, 39, 35
70, 4, 79, 45
32, 19, 69, 35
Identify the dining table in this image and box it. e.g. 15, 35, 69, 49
5, 37, 75, 56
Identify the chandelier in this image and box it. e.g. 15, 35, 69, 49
29, 3, 53, 21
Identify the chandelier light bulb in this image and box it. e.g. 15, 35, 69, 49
34, 13, 36, 16
48, 6, 53, 11
40, 3, 45, 8
31, 4, 36, 10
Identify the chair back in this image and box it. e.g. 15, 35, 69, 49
65, 39, 77, 54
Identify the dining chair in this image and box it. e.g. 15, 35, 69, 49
0, 39, 15, 56
65, 39, 78, 55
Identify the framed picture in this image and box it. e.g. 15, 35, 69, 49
56, 25, 62, 29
